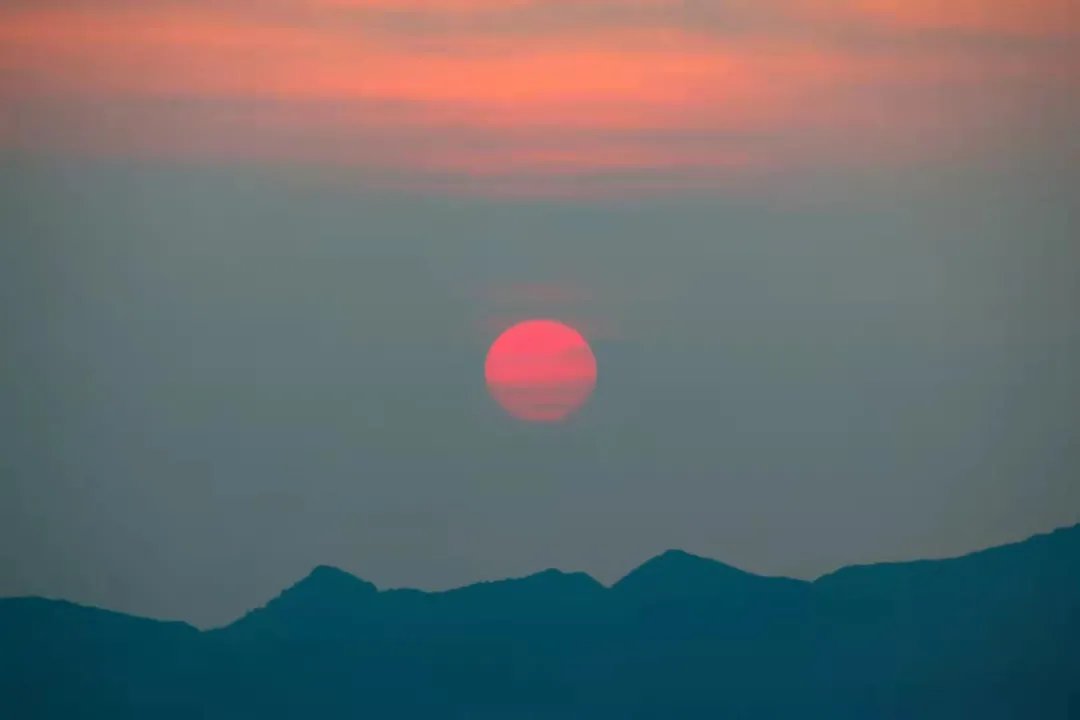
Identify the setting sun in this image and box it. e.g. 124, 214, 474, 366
484, 319, 597, 423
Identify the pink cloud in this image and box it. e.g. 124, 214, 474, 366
1, 0, 1074, 197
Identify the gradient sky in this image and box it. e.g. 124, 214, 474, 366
1, 0, 1078, 627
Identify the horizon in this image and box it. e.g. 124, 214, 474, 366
10, 520, 1077, 629
272, 519, 1080, 593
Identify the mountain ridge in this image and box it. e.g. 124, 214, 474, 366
3, 522, 1077, 628
3, 522, 1077, 719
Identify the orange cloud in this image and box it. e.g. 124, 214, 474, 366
1, 0, 1074, 197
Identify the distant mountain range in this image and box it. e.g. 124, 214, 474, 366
3, 525, 1079, 719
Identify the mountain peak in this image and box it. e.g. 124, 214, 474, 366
304, 564, 372, 587
255, 565, 378, 618
617, 548, 745, 583
290, 564, 377, 593
614, 549, 805, 600
221, 565, 380, 633
652, 548, 711, 564
442, 567, 605, 600
512, 568, 604, 590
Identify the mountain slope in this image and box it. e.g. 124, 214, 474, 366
0, 598, 200, 719
807, 524, 1080, 718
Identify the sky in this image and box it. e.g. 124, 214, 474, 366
1, 0, 1078, 627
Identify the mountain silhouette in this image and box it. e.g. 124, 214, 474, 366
3, 524, 1079, 718
615, 548, 785, 593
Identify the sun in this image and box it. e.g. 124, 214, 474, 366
484, 319, 598, 423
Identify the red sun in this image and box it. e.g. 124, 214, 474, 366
484, 319, 598, 423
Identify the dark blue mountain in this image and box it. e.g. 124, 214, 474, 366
0, 598, 200, 718
3, 524, 1078, 718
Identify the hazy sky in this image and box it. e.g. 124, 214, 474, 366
1, 0, 1078, 627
